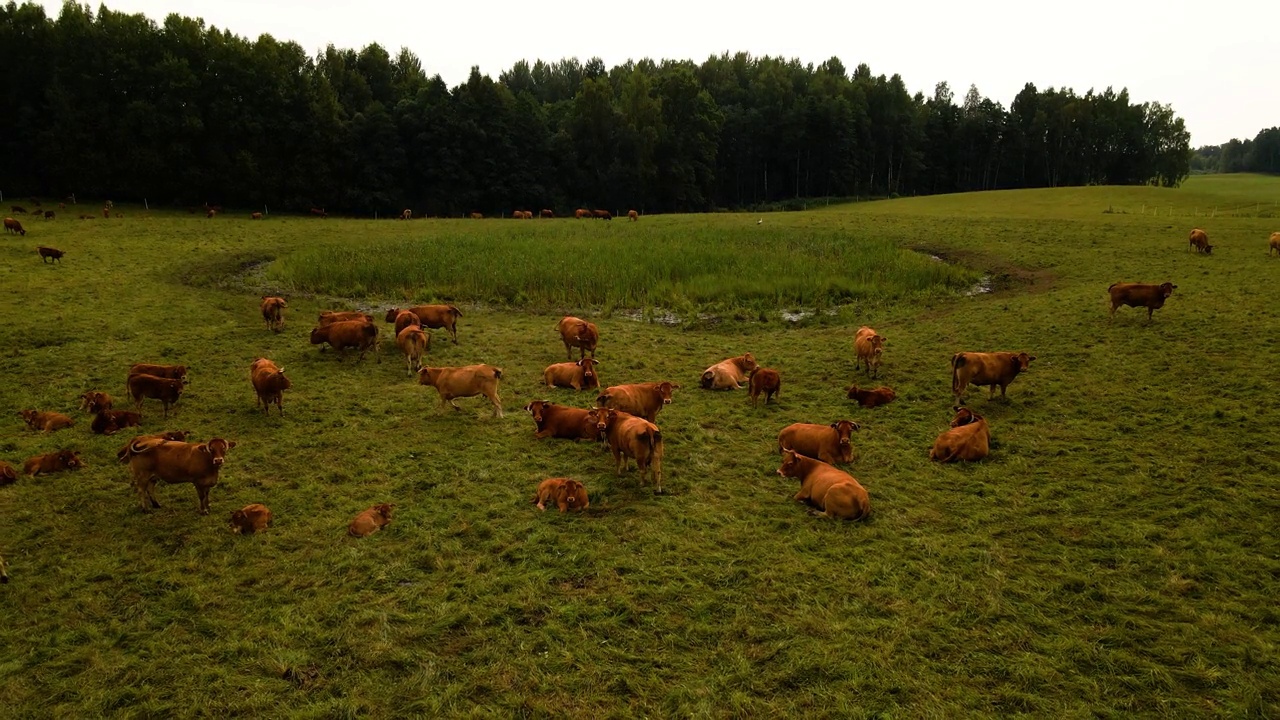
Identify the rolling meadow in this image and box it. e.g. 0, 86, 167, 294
1, 175, 1278, 717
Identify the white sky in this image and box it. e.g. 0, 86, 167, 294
36, 0, 1277, 146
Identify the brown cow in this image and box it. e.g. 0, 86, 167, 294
126, 374, 185, 417
261, 296, 287, 332
122, 437, 236, 514
401, 209, 413, 220
854, 326, 886, 378
701, 353, 757, 390
588, 407, 665, 493
349, 503, 395, 537
310, 320, 380, 362
206, 209, 216, 219
748, 367, 781, 407
540, 209, 554, 218
777, 421, 859, 465
627, 210, 638, 221
0, 461, 18, 486
846, 385, 896, 408
1269, 231, 1280, 256
23, 450, 84, 477
1189, 228, 1212, 254
418, 364, 503, 417
387, 305, 462, 344
593, 209, 612, 220
319, 310, 374, 326
777, 449, 870, 521
596, 381, 678, 423
469, 212, 484, 219
574, 208, 590, 219
534, 478, 590, 512
37, 246, 64, 263
524, 400, 601, 441
388, 309, 422, 336
230, 503, 273, 534
930, 407, 990, 462
310, 207, 327, 218
10, 206, 24, 213
4, 217, 25, 235
557, 316, 599, 360
396, 325, 430, 375
512, 210, 524, 219
90, 409, 142, 435
250, 358, 291, 415
44, 210, 55, 220
951, 351, 1035, 402
80, 391, 113, 413
543, 358, 600, 390
19, 409, 75, 433
114, 430, 192, 462
129, 363, 189, 384
250, 212, 263, 220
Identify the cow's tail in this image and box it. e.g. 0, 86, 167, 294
648, 429, 664, 492
950, 353, 966, 396
449, 305, 462, 318
492, 367, 504, 380
1107, 282, 1118, 292
700, 370, 714, 389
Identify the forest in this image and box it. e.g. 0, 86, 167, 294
1191, 127, 1280, 175
0, 1, 1193, 215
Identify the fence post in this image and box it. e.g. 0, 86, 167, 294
144, 198, 149, 210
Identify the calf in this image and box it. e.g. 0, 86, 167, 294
588, 407, 665, 493
126, 373, 185, 417
0, 461, 18, 485
854, 326, 886, 378
701, 353, 757, 390
230, 503, 273, 534
260, 296, 287, 332
1110, 282, 1177, 323
1189, 228, 1212, 254
748, 367, 781, 407
319, 310, 374, 326
19, 409, 75, 433
929, 407, 990, 462
534, 478, 590, 512
951, 351, 1034, 402
79, 391, 113, 413
777, 421, 859, 465
396, 326, 430, 375
250, 358, 291, 415
129, 363, 188, 384
310, 320, 380, 361
121, 436, 237, 514
524, 400, 600, 441
90, 409, 142, 435
37, 246, 64, 263
543, 358, 600, 390
387, 305, 462, 344
418, 364, 503, 417
846, 385, 896, 408
777, 449, 870, 521
596, 381, 678, 423
3, 218, 25, 235
557, 316, 599, 360
22, 450, 84, 477
349, 503, 394, 537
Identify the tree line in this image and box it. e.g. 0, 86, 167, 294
1191, 127, 1280, 175
0, 2, 1193, 216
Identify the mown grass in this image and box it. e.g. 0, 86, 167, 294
0, 175, 1278, 717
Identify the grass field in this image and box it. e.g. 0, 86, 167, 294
1, 175, 1278, 717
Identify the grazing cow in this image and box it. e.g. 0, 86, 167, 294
126, 374, 185, 417
80, 391, 113, 413
1, 461, 18, 485
777, 421, 859, 465
43, 210, 54, 220
3, 218, 25, 235
251, 212, 262, 220
114, 430, 192, 462
387, 305, 462, 344
543, 358, 600, 390
588, 407, 665, 493
1108, 282, 1178, 322
319, 310, 374, 326
524, 210, 534, 219
349, 503, 395, 537
777, 449, 870, 521
628, 210, 638, 221
19, 409, 75, 433
596, 381, 678, 423
90, 410, 142, 435
206, 209, 216, 219
556, 316, 599, 360
388, 309, 422, 336
524, 400, 600, 441
401, 209, 412, 220
230, 503, 273, 534
592, 209, 612, 220
310, 207, 327, 218
469, 212, 484, 219
121, 437, 237, 514
951, 351, 1035, 402
261, 296, 287, 332
10, 206, 24, 213
854, 326, 886, 378
250, 358, 291, 415
418, 364, 504, 417
701, 353, 758, 390
1189, 228, 1213, 254
37, 246, 64, 263
22, 450, 84, 477
929, 407, 990, 462
575, 208, 590, 219
748, 367, 781, 407
512, 210, 524, 219
396, 326, 429, 375
540, 209, 554, 218
846, 385, 897, 408
1268, 231, 1280, 256
534, 478, 590, 512
310, 320, 380, 362
128, 363, 189, 384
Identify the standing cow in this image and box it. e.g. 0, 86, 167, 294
1188, 228, 1213, 254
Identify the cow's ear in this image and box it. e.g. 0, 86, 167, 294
199, 444, 211, 455
228, 441, 238, 449
830, 422, 839, 430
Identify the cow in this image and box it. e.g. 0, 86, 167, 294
3, 218, 25, 236
319, 310, 374, 326
250, 358, 291, 415
512, 210, 525, 219
37, 246, 64, 263
854, 326, 886, 378
19, 409, 75, 433
310, 207, 327, 218
701, 353, 758, 390
524, 400, 601, 441
250, 212, 263, 220
396, 326, 430, 375
128, 363, 189, 384
846, 385, 896, 408
575, 208, 590, 219
596, 381, 678, 423
349, 503, 394, 537
628, 210, 638, 221
543, 358, 600, 391
79, 391, 113, 413
0, 554, 6, 583
951, 351, 1035, 402
1189, 228, 1213, 254
540, 209, 554, 218
230, 503, 273, 534
534, 478, 590, 512
929, 407, 990, 462
388, 309, 422, 336
469, 212, 484, 219
0, 461, 18, 486
1270, 231, 1280, 256
10, 206, 24, 213
310, 320, 380, 362
748, 367, 781, 407
90, 409, 142, 435
43, 210, 54, 220
592, 209, 612, 220
206, 209, 216, 219
777, 421, 859, 465
556, 316, 599, 360
777, 449, 870, 521
114, 430, 192, 462
386, 305, 462, 344
401, 209, 412, 220
418, 364, 503, 417
261, 296, 287, 332
126, 373, 185, 417
588, 407, 665, 493
22, 450, 84, 477
121, 437, 237, 514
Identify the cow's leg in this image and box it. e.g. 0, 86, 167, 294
564, 342, 573, 361
488, 390, 504, 418
1147, 307, 1154, 322
145, 478, 161, 509
612, 446, 625, 476
449, 399, 462, 412
196, 485, 210, 515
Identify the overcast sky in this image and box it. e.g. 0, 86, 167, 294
35, 0, 1276, 146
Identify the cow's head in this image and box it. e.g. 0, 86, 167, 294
229, 509, 248, 533
524, 400, 550, 424
1203, 244, 1213, 254
578, 358, 599, 385
845, 384, 861, 399
871, 335, 886, 354
174, 366, 190, 385
1159, 282, 1177, 298
417, 367, 439, 387
737, 353, 758, 372
18, 409, 37, 426
202, 438, 237, 466
657, 381, 678, 404
831, 420, 859, 448
373, 503, 395, 520
384, 308, 400, 323
59, 450, 83, 469
561, 479, 589, 511
777, 448, 804, 479
585, 407, 614, 438
950, 407, 984, 428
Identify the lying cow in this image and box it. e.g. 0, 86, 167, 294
596, 381, 678, 423
319, 310, 374, 326
748, 367, 781, 407
557, 316, 599, 360
128, 363, 188, 384
121, 436, 237, 514
534, 478, 590, 512
929, 407, 990, 462
80, 391, 112, 413
701, 353, 757, 390
349, 503, 395, 537
396, 326, 430, 375
543, 358, 600, 390
19, 409, 75, 433
951, 351, 1035, 402
90, 409, 142, 435
524, 400, 601, 441
386, 305, 462, 344
1189, 228, 1213, 254
1108, 282, 1176, 322
418, 364, 504, 417
37, 246, 65, 263
854, 326, 886, 378
250, 358, 291, 415
230, 503, 273, 534
587, 407, 665, 493
846, 385, 896, 408
23, 450, 84, 477
778, 449, 870, 521
127, 373, 185, 417
1, 461, 18, 485
260, 296, 287, 332
310, 320, 380, 362
777, 421, 859, 465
